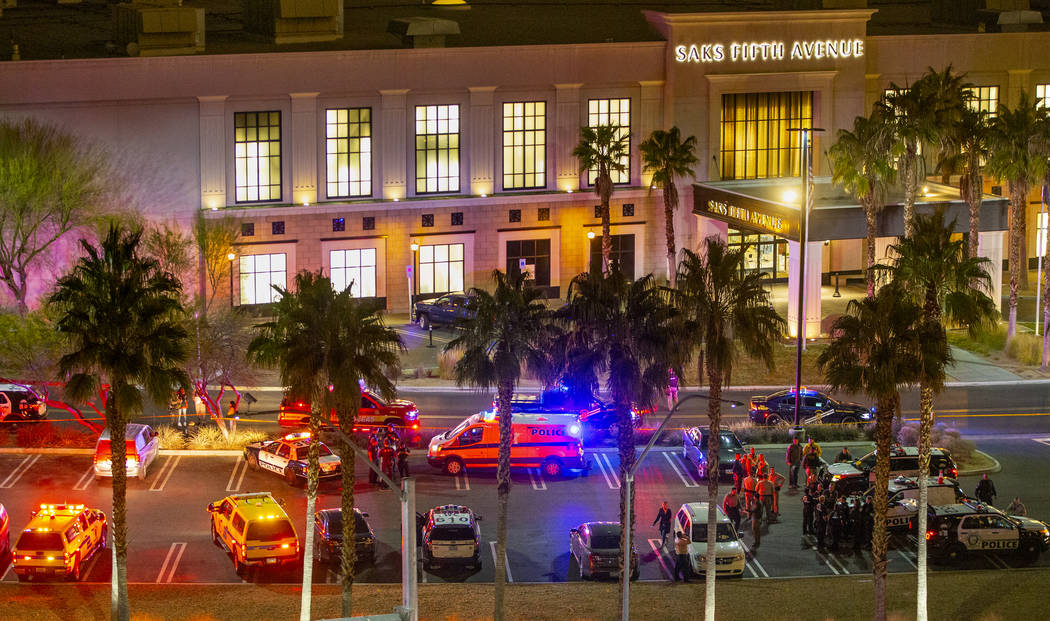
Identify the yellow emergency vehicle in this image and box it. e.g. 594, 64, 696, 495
12, 503, 107, 582
206, 492, 300, 574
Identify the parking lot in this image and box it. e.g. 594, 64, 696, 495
1, 438, 1047, 587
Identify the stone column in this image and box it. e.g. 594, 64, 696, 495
380, 89, 409, 200
290, 92, 319, 205
637, 80, 664, 188
978, 230, 1005, 314
554, 83, 582, 192
197, 95, 227, 209
787, 240, 823, 339
468, 86, 496, 195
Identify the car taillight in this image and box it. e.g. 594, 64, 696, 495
925, 530, 936, 540
949, 468, 958, 478
589, 554, 595, 568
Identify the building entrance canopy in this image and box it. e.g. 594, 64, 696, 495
693, 177, 1008, 242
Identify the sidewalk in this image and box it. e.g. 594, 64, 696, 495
945, 345, 1022, 382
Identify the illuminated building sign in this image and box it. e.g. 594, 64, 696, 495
693, 185, 800, 240
674, 39, 864, 64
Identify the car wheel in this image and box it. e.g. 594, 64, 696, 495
765, 414, 784, 427
16, 573, 30, 583
98, 526, 108, 551
444, 457, 465, 476
542, 458, 563, 478
69, 555, 81, 581
247, 454, 259, 471
1018, 539, 1040, 564
841, 416, 859, 426
697, 464, 708, 480
580, 559, 590, 581
211, 522, 220, 546
315, 539, 327, 564
234, 555, 246, 576
945, 543, 967, 564
284, 467, 298, 486
138, 463, 148, 482
420, 314, 431, 331
473, 553, 482, 570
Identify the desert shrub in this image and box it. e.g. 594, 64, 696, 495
186, 424, 226, 450
947, 323, 1007, 356
1006, 333, 1041, 366
14, 422, 94, 448
155, 425, 186, 449
725, 421, 866, 445
896, 421, 977, 464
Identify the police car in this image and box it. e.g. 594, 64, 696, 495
867, 475, 964, 532
243, 432, 341, 486
419, 504, 483, 570
926, 501, 1050, 565
822, 445, 958, 496
12, 503, 107, 581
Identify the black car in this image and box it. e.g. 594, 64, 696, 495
313, 508, 375, 565
682, 426, 747, 480
748, 388, 873, 427
822, 445, 959, 496
503, 379, 649, 439
568, 521, 639, 581
413, 294, 476, 330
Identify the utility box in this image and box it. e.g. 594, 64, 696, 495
242, 0, 344, 45
114, 1, 205, 57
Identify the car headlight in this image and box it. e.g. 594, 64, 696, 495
832, 475, 842, 481
860, 411, 873, 419
733, 553, 745, 561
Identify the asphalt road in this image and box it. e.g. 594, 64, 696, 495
1, 436, 1047, 587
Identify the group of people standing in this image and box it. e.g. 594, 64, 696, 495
367, 425, 410, 488
725, 447, 786, 547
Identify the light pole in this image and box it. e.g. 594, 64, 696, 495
226, 252, 236, 307
409, 241, 419, 322
620, 392, 743, 621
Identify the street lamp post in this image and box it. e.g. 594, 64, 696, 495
620, 392, 744, 621
226, 252, 236, 307
409, 241, 419, 322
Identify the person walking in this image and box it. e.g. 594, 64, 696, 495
802, 438, 822, 478
367, 431, 379, 486
743, 468, 758, 512
176, 388, 188, 430
1006, 497, 1027, 516
786, 437, 803, 490
750, 495, 764, 548
723, 488, 742, 533
975, 473, 997, 506
666, 368, 679, 411
801, 487, 815, 537
672, 531, 691, 582
757, 474, 775, 524
396, 439, 410, 480
731, 454, 746, 493
653, 501, 673, 548
834, 447, 853, 463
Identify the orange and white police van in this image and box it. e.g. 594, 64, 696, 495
426, 410, 588, 477
12, 503, 107, 582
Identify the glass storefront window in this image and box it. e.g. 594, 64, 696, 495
239, 253, 286, 304
965, 86, 999, 117
419, 243, 464, 294
589, 234, 635, 279
720, 91, 813, 180
330, 248, 377, 298
728, 229, 788, 280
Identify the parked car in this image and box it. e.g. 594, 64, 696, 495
822, 445, 958, 496
93, 423, 160, 482
673, 502, 746, 577
0, 384, 48, 422
682, 426, 747, 480
0, 503, 9, 561
865, 475, 965, 532
419, 504, 483, 570
243, 431, 342, 486
278, 388, 421, 446
926, 501, 1049, 565
414, 293, 476, 330
207, 492, 300, 574
568, 521, 639, 580
748, 388, 873, 427
12, 503, 107, 582
314, 508, 375, 565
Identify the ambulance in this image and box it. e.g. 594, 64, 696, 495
426, 410, 589, 477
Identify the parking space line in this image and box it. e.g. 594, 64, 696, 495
2, 563, 14, 582
646, 538, 672, 579
155, 542, 186, 583
0, 454, 40, 488
896, 549, 917, 569
594, 454, 620, 489
528, 468, 547, 491
80, 553, 101, 581
149, 456, 182, 492
489, 541, 512, 582
986, 554, 1010, 569
818, 552, 841, 575
455, 472, 470, 491
738, 540, 769, 578
226, 458, 248, 492
826, 552, 850, 574
73, 464, 95, 491
662, 453, 699, 488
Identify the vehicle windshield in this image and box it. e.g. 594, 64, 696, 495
702, 432, 743, 451
17, 531, 63, 550
857, 452, 877, 470
431, 525, 474, 541
324, 512, 369, 535
691, 523, 737, 543
446, 419, 473, 440
366, 391, 387, 407
246, 519, 295, 541
10, 390, 36, 402
590, 534, 621, 549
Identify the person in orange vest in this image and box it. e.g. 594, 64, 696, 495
743, 468, 758, 512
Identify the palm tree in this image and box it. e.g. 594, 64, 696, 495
674, 238, 784, 621
641, 127, 698, 287
829, 109, 898, 297
986, 91, 1050, 338
935, 106, 990, 259
881, 81, 938, 238
574, 124, 629, 274
818, 283, 941, 621
49, 225, 189, 621
248, 271, 403, 620
558, 269, 678, 616
877, 209, 995, 621
447, 269, 550, 621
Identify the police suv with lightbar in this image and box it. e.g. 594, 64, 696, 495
243, 432, 341, 486
419, 504, 483, 570
926, 500, 1049, 564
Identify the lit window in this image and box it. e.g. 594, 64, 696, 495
587, 98, 630, 185
234, 111, 282, 203
965, 86, 999, 117
415, 105, 460, 194
720, 91, 813, 180
503, 101, 546, 190
1037, 84, 1050, 109
330, 248, 377, 298
325, 108, 372, 198
418, 243, 464, 295
239, 253, 286, 305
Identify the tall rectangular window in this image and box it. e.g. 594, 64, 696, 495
330, 248, 377, 298
965, 86, 999, 117
587, 98, 630, 185
720, 91, 813, 180
589, 234, 635, 280
326, 108, 372, 198
419, 243, 464, 294
503, 102, 547, 190
239, 253, 286, 305
234, 111, 282, 203
415, 105, 460, 194
505, 239, 551, 287
1037, 84, 1050, 109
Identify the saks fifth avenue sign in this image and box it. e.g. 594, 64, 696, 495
674, 39, 864, 64
693, 190, 800, 241
705, 200, 789, 235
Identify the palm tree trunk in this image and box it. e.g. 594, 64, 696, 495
704, 363, 722, 621
494, 381, 513, 621
339, 418, 358, 617
601, 177, 613, 276
665, 183, 678, 287
865, 201, 877, 298
1043, 181, 1050, 367
1008, 184, 1026, 339
872, 397, 894, 621
965, 172, 981, 260
300, 410, 321, 621
915, 384, 934, 621
614, 392, 634, 618
903, 147, 918, 239
107, 396, 130, 621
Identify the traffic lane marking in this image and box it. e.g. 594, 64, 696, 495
489, 541, 512, 582
0, 454, 40, 488
225, 457, 248, 492
156, 542, 187, 583
738, 540, 769, 578
73, 464, 95, 491
593, 453, 620, 489
1034, 437, 1050, 447
662, 452, 699, 488
149, 455, 182, 491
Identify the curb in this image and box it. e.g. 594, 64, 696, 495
957, 449, 1001, 477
